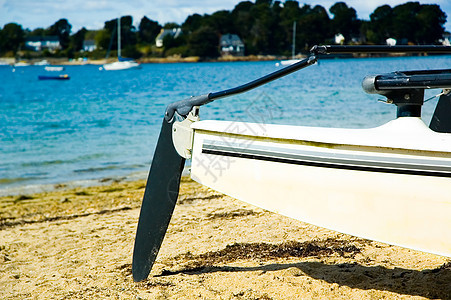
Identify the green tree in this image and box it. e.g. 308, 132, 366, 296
415, 4, 446, 44
279, 0, 303, 23
163, 22, 180, 29
182, 13, 204, 34
138, 16, 161, 44
206, 10, 235, 34
100, 16, 137, 55
278, 1, 303, 55
269, 1, 284, 53
246, 0, 282, 54
46, 19, 72, 49
391, 2, 422, 43
329, 2, 360, 41
248, 1, 272, 54
119, 16, 137, 49
188, 26, 219, 57
231, 1, 254, 51
28, 27, 46, 37
70, 27, 87, 52
95, 28, 111, 51
297, 5, 331, 51
0, 23, 24, 54
1, 0, 448, 59
367, 5, 393, 44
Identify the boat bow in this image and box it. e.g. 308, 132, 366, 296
190, 118, 451, 258
132, 45, 451, 282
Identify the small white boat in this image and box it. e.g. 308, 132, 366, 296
103, 59, 140, 71
102, 17, 140, 71
34, 59, 50, 66
44, 66, 65, 72
13, 61, 30, 67
131, 45, 451, 282
278, 58, 302, 66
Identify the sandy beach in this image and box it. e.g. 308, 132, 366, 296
1, 177, 450, 299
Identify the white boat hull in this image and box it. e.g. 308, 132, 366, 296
103, 60, 140, 71
44, 66, 64, 72
189, 118, 451, 257
280, 59, 301, 66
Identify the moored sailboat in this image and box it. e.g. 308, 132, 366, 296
102, 17, 140, 71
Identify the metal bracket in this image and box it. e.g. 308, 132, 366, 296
424, 89, 451, 103
172, 107, 199, 159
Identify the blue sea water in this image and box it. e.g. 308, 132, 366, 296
1, 55, 450, 194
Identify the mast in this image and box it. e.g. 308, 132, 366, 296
291, 21, 296, 59
118, 17, 121, 59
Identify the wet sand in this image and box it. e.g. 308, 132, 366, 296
1, 177, 450, 299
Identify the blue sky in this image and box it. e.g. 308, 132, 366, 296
1, 0, 450, 32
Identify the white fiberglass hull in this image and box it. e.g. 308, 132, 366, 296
189, 117, 451, 257
275, 59, 302, 67
103, 60, 140, 71
280, 59, 302, 65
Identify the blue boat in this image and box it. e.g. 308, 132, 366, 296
38, 74, 70, 80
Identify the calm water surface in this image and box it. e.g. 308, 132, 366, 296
1, 55, 450, 194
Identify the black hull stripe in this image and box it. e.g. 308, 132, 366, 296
202, 148, 451, 178
204, 142, 451, 173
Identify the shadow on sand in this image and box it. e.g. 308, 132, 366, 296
155, 240, 451, 299
159, 261, 450, 299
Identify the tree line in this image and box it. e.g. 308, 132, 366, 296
0, 0, 447, 60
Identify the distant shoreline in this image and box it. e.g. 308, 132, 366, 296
2, 52, 447, 66
0, 55, 281, 66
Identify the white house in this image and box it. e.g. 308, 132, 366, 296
440, 33, 450, 46
334, 33, 345, 45
82, 40, 97, 52
220, 34, 245, 56
155, 28, 182, 47
386, 38, 397, 46
25, 36, 60, 52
